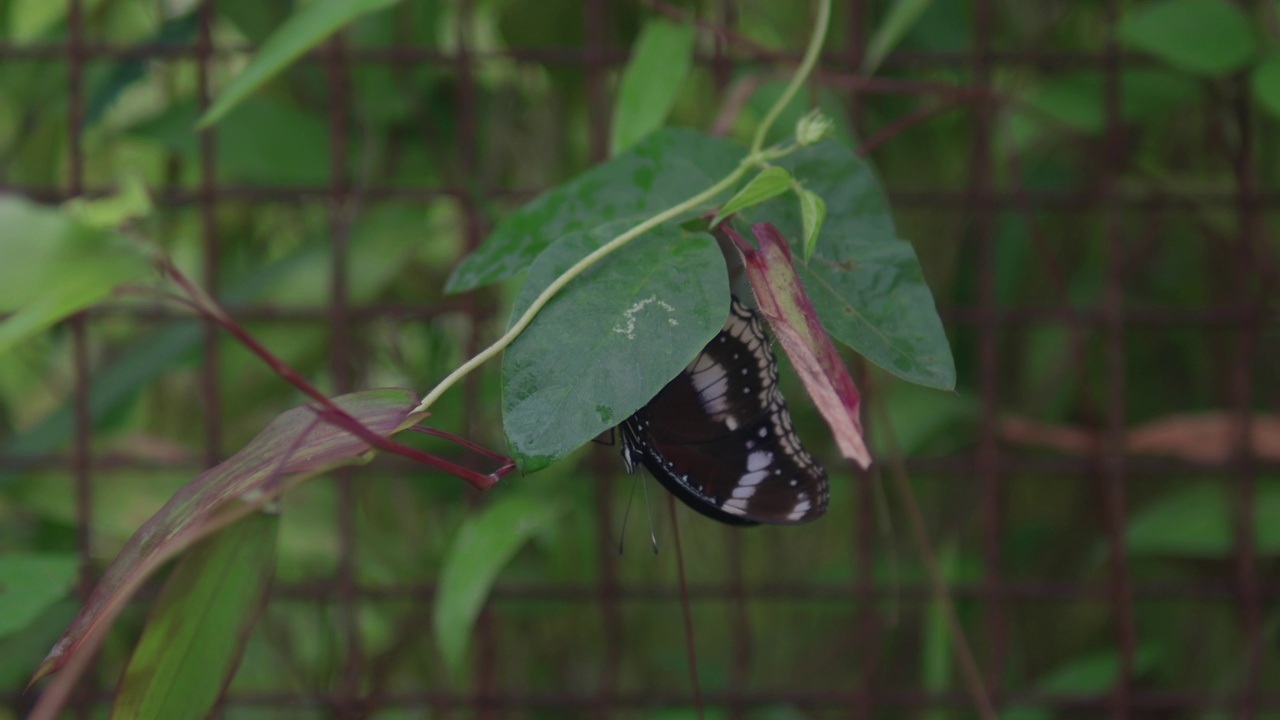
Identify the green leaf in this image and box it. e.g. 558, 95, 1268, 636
862, 0, 934, 75
84, 13, 199, 127
445, 128, 744, 293
0, 248, 317, 490
434, 492, 564, 675
746, 140, 956, 390
1001, 649, 1159, 720
0, 197, 152, 356
1117, 0, 1256, 77
1007, 69, 1199, 152
135, 98, 331, 186
198, 0, 403, 127
0, 554, 78, 639
34, 390, 418, 684
1125, 479, 1280, 558
502, 224, 729, 472
871, 381, 977, 458
1251, 52, 1280, 120
8, 0, 106, 41
711, 166, 792, 227
61, 175, 153, 229
610, 19, 696, 155
922, 543, 961, 720
798, 188, 826, 262
111, 512, 278, 720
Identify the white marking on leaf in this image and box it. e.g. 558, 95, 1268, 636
612, 295, 678, 340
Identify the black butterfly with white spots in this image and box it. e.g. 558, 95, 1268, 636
619, 295, 829, 525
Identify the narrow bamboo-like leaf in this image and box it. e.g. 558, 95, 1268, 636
446, 128, 744, 293
921, 542, 958, 720
32, 389, 418, 685
502, 223, 728, 472
0, 197, 152, 355
1117, 0, 1256, 77
434, 493, 564, 674
725, 223, 871, 469
0, 554, 78, 639
111, 512, 278, 720
862, 0, 933, 75
610, 19, 696, 155
798, 188, 826, 262
711, 166, 792, 227
198, 0, 402, 127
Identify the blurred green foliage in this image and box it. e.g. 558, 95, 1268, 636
0, 0, 1277, 717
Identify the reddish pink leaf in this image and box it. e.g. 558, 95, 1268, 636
31, 389, 418, 686
723, 223, 872, 469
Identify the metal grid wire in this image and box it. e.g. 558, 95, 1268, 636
1, 0, 1277, 717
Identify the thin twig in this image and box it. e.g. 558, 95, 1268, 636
873, 397, 998, 719
668, 494, 704, 720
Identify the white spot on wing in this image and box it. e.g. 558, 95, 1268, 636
747, 450, 772, 471
786, 498, 812, 521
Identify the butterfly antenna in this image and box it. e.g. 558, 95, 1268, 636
642, 473, 659, 554
618, 472, 640, 555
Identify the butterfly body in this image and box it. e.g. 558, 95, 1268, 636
619, 296, 828, 525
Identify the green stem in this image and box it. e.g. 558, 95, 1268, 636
750, 0, 831, 155
414, 170, 744, 415
415, 0, 832, 417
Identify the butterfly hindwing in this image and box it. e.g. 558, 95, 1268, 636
619, 295, 829, 525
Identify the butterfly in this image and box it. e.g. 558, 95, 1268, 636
619, 295, 829, 525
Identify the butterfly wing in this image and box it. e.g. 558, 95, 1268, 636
620, 296, 829, 525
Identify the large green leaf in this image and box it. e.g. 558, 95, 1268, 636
111, 512, 278, 720
199, 0, 404, 127
1117, 0, 1256, 77
445, 128, 745, 293
748, 140, 955, 390
501, 223, 729, 472
0, 197, 152, 356
433, 492, 563, 675
610, 19, 696, 155
0, 554, 78, 639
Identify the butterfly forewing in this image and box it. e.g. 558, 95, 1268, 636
619, 295, 829, 525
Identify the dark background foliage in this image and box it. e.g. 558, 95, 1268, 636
0, 0, 1277, 717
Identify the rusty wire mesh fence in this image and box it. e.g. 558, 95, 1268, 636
1, 0, 1278, 718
